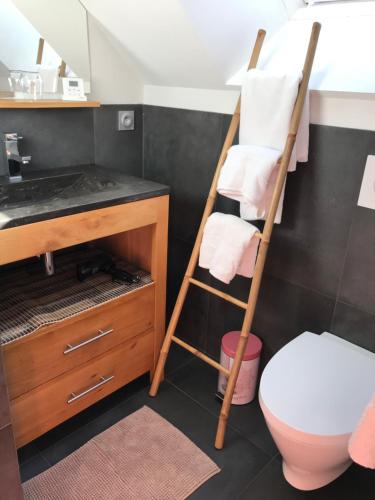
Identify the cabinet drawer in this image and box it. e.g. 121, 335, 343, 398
4, 285, 154, 399
11, 330, 153, 448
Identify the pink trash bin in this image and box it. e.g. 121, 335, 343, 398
218, 331, 263, 405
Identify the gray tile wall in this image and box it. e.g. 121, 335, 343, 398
94, 104, 143, 176
0, 108, 95, 170
0, 105, 143, 176
143, 105, 375, 364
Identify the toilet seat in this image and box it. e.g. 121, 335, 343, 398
259, 332, 375, 436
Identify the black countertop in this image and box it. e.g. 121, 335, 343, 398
0, 165, 170, 229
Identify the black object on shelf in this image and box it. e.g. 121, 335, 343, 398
77, 254, 141, 284
76, 254, 113, 281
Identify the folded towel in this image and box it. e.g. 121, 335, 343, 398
291, 91, 310, 171
217, 145, 281, 206
233, 68, 310, 223
240, 166, 286, 224
199, 213, 259, 284
239, 68, 302, 151
349, 393, 375, 469
286, 91, 310, 174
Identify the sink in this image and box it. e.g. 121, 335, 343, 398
0, 164, 169, 230
0, 172, 83, 209
0, 170, 119, 209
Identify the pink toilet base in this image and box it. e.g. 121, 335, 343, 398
283, 459, 352, 491
260, 397, 352, 491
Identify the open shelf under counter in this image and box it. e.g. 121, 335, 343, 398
0, 99, 101, 109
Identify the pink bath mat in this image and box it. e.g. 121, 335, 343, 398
23, 406, 220, 500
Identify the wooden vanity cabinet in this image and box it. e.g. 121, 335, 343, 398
0, 195, 168, 448
0, 349, 23, 499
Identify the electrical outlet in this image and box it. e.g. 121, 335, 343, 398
118, 110, 135, 131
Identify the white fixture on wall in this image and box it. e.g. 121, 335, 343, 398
358, 155, 375, 210
62, 77, 86, 101
117, 110, 135, 131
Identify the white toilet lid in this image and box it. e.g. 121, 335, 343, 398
259, 332, 375, 436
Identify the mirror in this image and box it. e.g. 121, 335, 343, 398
0, 0, 90, 98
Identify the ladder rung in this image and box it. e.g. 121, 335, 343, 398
189, 278, 247, 310
172, 336, 230, 376
255, 231, 270, 243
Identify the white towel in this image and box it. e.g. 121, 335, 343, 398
217, 144, 281, 207
234, 68, 309, 222
199, 212, 259, 284
239, 68, 302, 151
240, 166, 286, 224
289, 91, 310, 172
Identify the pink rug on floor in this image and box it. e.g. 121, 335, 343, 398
23, 406, 220, 500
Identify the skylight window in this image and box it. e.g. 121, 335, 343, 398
227, 1, 375, 94
304, 0, 363, 4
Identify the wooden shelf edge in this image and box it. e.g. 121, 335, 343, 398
0, 99, 101, 109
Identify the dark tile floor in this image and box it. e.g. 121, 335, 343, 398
19, 345, 375, 499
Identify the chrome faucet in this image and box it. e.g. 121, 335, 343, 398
0, 133, 31, 182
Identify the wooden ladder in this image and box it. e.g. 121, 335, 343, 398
150, 23, 321, 450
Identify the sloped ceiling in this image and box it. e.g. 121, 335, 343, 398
82, 0, 303, 89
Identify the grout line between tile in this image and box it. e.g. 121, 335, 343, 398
166, 379, 273, 459
20, 452, 51, 480
35, 450, 53, 469
263, 269, 336, 303
235, 453, 280, 499
165, 355, 196, 378
330, 207, 357, 331
334, 298, 375, 319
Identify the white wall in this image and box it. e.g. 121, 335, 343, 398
178, 0, 290, 84
310, 91, 375, 131
87, 15, 143, 104
143, 85, 239, 114
82, 0, 222, 88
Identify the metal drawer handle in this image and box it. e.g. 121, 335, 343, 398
67, 375, 114, 404
63, 328, 114, 355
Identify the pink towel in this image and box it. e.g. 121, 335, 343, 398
349, 393, 375, 469
199, 212, 259, 284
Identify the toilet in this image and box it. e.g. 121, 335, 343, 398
259, 332, 375, 491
